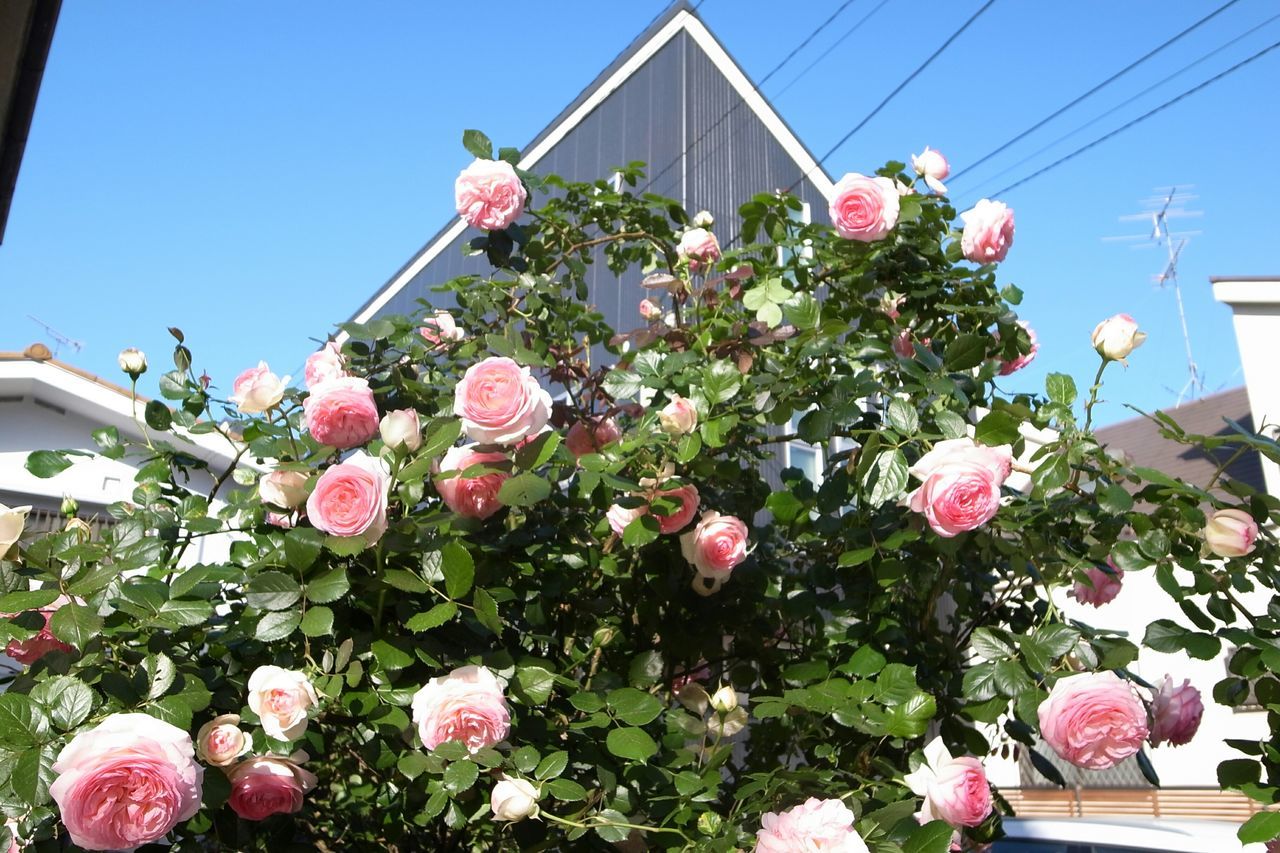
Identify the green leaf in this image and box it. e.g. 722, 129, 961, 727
245, 571, 301, 611
605, 727, 658, 762
975, 409, 1020, 447
783, 292, 820, 330
546, 777, 587, 801
397, 751, 431, 780
325, 535, 367, 556
10, 744, 56, 808
285, 527, 324, 571
622, 514, 660, 548
443, 758, 479, 794
934, 410, 968, 440
497, 473, 551, 507
514, 429, 562, 470
1045, 373, 1077, 406
306, 567, 349, 604
370, 638, 414, 671
864, 450, 908, 508
144, 400, 173, 431
1097, 483, 1134, 514
300, 606, 334, 637
875, 663, 918, 704
441, 541, 475, 599
0, 590, 60, 612
0, 694, 44, 748
1033, 624, 1081, 657
142, 652, 176, 699
1028, 748, 1067, 787
25, 450, 72, 478
420, 418, 463, 460
1143, 620, 1221, 659
473, 588, 502, 634
944, 334, 987, 371
702, 361, 741, 405
462, 129, 494, 160
970, 628, 1015, 662
602, 369, 643, 400
384, 569, 430, 593
1032, 453, 1070, 492
48, 603, 100, 648
1239, 811, 1280, 843
255, 610, 300, 642
515, 666, 555, 706
511, 745, 540, 773
904, 819, 956, 853
30, 677, 94, 730
406, 602, 457, 632
593, 809, 632, 843
628, 650, 664, 688
607, 688, 663, 726
885, 691, 937, 737
534, 750, 568, 780
887, 398, 919, 435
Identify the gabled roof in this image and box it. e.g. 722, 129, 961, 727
345, 1, 834, 328
1094, 386, 1266, 495
0, 0, 60, 244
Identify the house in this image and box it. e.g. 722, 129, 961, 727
0, 0, 61, 244
344, 0, 834, 335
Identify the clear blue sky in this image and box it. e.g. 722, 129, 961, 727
2, 1, 1277, 428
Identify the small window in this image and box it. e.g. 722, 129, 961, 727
777, 202, 813, 267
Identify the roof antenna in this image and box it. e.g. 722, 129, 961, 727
1102, 186, 1204, 405
26, 316, 84, 360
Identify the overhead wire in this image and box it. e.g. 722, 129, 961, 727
984, 37, 1280, 198
961, 9, 1280, 201
948, 0, 1244, 185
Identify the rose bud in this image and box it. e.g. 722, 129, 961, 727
227, 756, 316, 821
709, 685, 738, 714
691, 210, 715, 228
639, 298, 662, 321
677, 227, 722, 272
259, 469, 309, 510
659, 395, 698, 436
380, 408, 422, 452
230, 362, 289, 414
196, 714, 251, 767
117, 347, 147, 379
1148, 676, 1204, 748
911, 147, 950, 194
304, 341, 346, 389
490, 775, 540, 821
1204, 508, 1259, 558
1091, 314, 1147, 363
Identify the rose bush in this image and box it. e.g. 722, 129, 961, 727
4, 131, 1280, 851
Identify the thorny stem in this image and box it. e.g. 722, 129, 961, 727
129, 379, 155, 451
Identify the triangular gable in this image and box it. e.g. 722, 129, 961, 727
345, 1, 834, 328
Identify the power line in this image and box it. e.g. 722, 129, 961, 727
948, 0, 1243, 185
986, 38, 1280, 198
772, 0, 895, 100
639, 0, 862, 194
791, 0, 998, 192
963, 10, 1280, 201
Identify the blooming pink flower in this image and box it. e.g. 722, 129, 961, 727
230, 362, 288, 414
420, 310, 466, 348
305, 451, 389, 545
960, 199, 1015, 264
906, 438, 1012, 537
304, 376, 380, 449
3, 594, 73, 665
892, 329, 915, 358
565, 417, 622, 457
652, 484, 700, 534
829, 173, 900, 242
1149, 676, 1204, 748
755, 797, 868, 852
49, 713, 203, 851
639, 298, 662, 321
904, 738, 992, 828
607, 502, 648, 536
196, 714, 251, 767
455, 158, 527, 231
454, 356, 552, 446
411, 665, 511, 753
247, 665, 320, 741
1069, 561, 1123, 608
998, 321, 1038, 376
1204, 508, 1258, 558
681, 511, 749, 578
227, 756, 317, 821
1091, 313, 1146, 363
677, 227, 722, 272
912, 147, 950, 194
1038, 672, 1149, 769
304, 341, 346, 389
434, 445, 510, 520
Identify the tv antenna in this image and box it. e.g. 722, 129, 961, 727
1102, 186, 1204, 405
26, 315, 84, 359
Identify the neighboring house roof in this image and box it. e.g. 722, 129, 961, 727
0, 0, 60, 244
1094, 386, 1266, 494
0, 344, 244, 470
345, 0, 835, 331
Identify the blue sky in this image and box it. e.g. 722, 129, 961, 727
2, 0, 1277, 428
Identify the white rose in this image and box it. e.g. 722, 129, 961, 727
491, 775, 540, 821
1091, 314, 1147, 362
709, 685, 738, 713
380, 408, 422, 451
659, 395, 698, 436
260, 470, 310, 510
0, 504, 30, 555
118, 348, 147, 377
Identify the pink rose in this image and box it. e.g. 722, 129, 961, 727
959, 199, 1015, 264
50, 713, 203, 851
304, 341, 346, 389
266, 511, 295, 529
639, 298, 662, 321
230, 362, 288, 414
1204, 508, 1258, 558
829, 173, 900, 242
380, 408, 422, 451
305, 451, 389, 545
304, 376, 380, 449
659, 396, 698, 436
260, 469, 309, 510
1268, 841, 1280, 853
565, 417, 622, 457
998, 321, 1038, 376
607, 502, 648, 536
455, 158, 527, 231
892, 329, 915, 358
434, 445, 510, 520
681, 511, 749, 578
652, 484, 699, 534
454, 356, 552, 446
755, 797, 868, 853
904, 738, 992, 828
411, 665, 511, 753
907, 438, 1012, 538
677, 227, 722, 272
1038, 672, 1148, 769
247, 665, 320, 741
196, 714, 251, 767
1069, 561, 1123, 608
3, 594, 73, 665
1091, 313, 1147, 363
912, 147, 950, 194
420, 310, 466, 348
1149, 676, 1204, 747
227, 756, 317, 821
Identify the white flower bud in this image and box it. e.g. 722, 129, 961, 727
709, 685, 738, 714
118, 348, 147, 378
490, 775, 539, 821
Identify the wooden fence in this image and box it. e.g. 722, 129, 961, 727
1001, 787, 1265, 823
